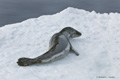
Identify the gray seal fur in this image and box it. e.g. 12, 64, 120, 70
17, 27, 81, 66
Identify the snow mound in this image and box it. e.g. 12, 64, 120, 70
0, 7, 120, 80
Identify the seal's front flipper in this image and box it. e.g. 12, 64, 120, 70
70, 47, 79, 56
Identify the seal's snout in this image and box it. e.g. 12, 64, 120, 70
76, 31, 82, 36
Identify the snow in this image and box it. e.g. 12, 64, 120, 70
0, 7, 120, 80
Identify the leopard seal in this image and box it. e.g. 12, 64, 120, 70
17, 27, 81, 66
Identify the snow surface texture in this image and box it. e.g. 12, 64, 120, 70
0, 7, 120, 80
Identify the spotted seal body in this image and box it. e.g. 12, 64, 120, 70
17, 27, 81, 66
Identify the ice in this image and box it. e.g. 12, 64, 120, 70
0, 7, 120, 80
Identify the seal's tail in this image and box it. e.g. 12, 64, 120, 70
17, 57, 41, 66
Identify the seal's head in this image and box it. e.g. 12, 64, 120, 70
17, 58, 33, 66
60, 27, 82, 38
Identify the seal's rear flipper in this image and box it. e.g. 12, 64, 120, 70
70, 47, 79, 56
